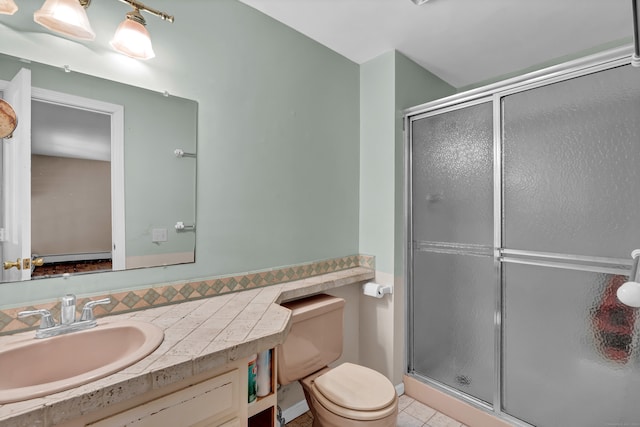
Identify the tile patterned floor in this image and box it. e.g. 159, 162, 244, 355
285, 395, 470, 427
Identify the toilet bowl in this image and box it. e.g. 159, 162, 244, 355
277, 294, 398, 427
301, 364, 398, 427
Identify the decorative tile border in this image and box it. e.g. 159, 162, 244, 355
0, 254, 375, 335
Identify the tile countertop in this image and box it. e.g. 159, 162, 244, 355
0, 267, 374, 427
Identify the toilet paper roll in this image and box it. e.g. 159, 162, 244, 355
256, 350, 272, 397
363, 282, 384, 298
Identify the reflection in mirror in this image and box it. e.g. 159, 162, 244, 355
0, 99, 17, 138
31, 101, 114, 277
0, 52, 197, 284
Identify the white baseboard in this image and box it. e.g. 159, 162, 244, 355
281, 399, 310, 424
280, 382, 405, 423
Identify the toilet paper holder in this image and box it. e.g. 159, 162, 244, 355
362, 282, 393, 298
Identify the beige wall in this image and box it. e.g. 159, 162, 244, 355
359, 270, 405, 385
31, 155, 111, 256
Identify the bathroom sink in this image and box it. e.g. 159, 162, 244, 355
0, 320, 164, 403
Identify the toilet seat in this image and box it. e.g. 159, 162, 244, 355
303, 363, 398, 421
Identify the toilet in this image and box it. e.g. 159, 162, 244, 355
277, 294, 398, 427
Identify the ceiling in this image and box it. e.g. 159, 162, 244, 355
238, 0, 633, 88
0, 0, 633, 91
32, 101, 110, 162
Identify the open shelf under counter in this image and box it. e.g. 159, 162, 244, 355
248, 348, 278, 426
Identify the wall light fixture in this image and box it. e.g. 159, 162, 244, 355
34, 0, 95, 40
110, 8, 154, 59
110, 0, 173, 60
3, 0, 173, 60
0, 0, 18, 15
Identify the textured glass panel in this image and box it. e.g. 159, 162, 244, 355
503, 65, 640, 259
503, 263, 640, 426
412, 102, 493, 245
412, 251, 495, 404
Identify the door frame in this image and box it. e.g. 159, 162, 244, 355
1, 68, 31, 282
0, 81, 126, 272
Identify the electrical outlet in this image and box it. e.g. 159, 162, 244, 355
152, 228, 168, 242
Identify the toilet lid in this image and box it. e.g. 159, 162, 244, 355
314, 363, 396, 411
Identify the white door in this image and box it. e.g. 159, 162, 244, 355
2, 68, 31, 281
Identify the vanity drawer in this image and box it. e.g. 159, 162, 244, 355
215, 418, 241, 427
88, 369, 240, 427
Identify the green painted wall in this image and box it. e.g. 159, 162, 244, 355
359, 52, 396, 274
359, 51, 454, 276
0, 0, 360, 307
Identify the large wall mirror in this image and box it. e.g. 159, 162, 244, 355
0, 52, 197, 284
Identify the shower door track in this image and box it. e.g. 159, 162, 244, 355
404, 45, 637, 427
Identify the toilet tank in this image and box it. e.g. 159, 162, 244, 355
277, 294, 345, 386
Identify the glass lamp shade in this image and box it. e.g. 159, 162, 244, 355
110, 19, 155, 60
0, 0, 18, 15
34, 0, 95, 40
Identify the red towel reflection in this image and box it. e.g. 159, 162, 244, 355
592, 275, 636, 363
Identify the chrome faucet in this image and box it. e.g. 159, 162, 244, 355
18, 295, 111, 339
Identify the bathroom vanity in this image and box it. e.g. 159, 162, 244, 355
0, 267, 373, 427
83, 353, 276, 427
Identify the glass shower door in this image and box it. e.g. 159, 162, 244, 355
410, 101, 496, 405
501, 64, 640, 426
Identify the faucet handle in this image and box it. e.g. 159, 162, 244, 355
17, 309, 56, 329
80, 298, 111, 321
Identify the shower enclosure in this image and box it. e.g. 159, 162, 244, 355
406, 51, 640, 427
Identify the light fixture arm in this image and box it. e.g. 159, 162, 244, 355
117, 0, 173, 23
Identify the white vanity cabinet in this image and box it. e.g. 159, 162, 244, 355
60, 350, 279, 427
87, 369, 241, 427
59, 357, 250, 427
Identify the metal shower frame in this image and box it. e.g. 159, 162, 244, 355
403, 44, 636, 427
